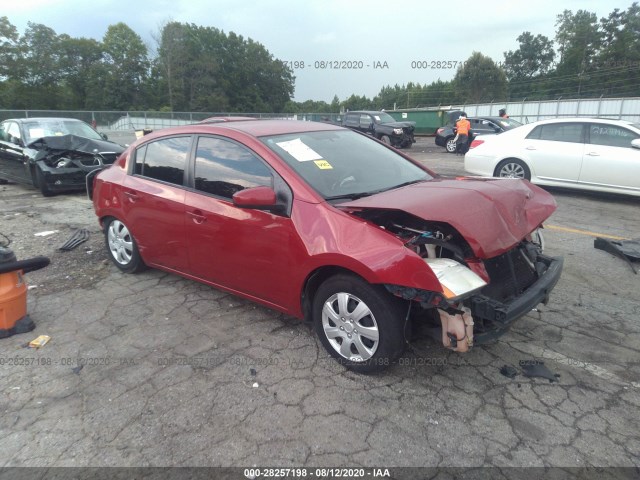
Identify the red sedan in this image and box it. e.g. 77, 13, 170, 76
90, 120, 562, 373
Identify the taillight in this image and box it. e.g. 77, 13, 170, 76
469, 139, 484, 149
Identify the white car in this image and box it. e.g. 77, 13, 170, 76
464, 117, 640, 197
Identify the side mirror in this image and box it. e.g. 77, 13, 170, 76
632, 139, 640, 150
232, 186, 280, 211
101, 133, 109, 141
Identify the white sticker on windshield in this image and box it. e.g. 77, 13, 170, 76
276, 138, 323, 162
29, 128, 45, 139
374, 116, 381, 121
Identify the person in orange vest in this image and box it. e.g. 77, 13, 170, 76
455, 113, 471, 155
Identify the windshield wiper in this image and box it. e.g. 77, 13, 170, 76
385, 179, 427, 191
324, 191, 374, 201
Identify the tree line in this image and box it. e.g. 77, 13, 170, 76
0, 19, 294, 112
286, 3, 640, 112
1, 3, 638, 114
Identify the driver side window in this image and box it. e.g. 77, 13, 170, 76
5, 122, 22, 145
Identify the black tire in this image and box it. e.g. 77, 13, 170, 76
104, 217, 146, 273
445, 136, 457, 153
380, 135, 391, 145
494, 158, 531, 180
312, 274, 406, 374
34, 168, 55, 197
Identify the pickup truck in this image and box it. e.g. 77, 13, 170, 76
341, 111, 416, 148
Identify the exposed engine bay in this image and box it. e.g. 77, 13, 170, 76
30, 134, 121, 171
349, 208, 556, 351
36, 149, 106, 169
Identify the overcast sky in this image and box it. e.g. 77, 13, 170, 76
4, 0, 630, 103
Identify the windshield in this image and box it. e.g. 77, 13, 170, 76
261, 129, 432, 200
373, 112, 397, 124
497, 118, 523, 129
22, 119, 102, 144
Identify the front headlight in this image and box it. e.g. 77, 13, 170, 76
424, 258, 487, 301
393, 128, 403, 135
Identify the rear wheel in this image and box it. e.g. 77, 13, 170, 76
445, 136, 457, 153
104, 218, 146, 273
495, 158, 531, 180
313, 274, 406, 373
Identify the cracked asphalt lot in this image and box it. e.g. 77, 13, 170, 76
1, 140, 639, 469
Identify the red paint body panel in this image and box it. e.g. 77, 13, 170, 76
92, 121, 558, 320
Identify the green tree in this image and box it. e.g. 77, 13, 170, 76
58, 36, 105, 108
102, 22, 149, 109
593, 2, 640, 97
503, 32, 555, 80
454, 52, 507, 103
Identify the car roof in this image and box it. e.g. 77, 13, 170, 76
151, 119, 344, 138
3, 117, 88, 124
533, 117, 636, 127
198, 116, 258, 124
345, 111, 389, 115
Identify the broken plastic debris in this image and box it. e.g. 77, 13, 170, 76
520, 360, 560, 383
28, 285, 38, 290
29, 335, 51, 348
500, 365, 518, 379
71, 365, 84, 375
250, 368, 257, 376
594, 237, 640, 274
252, 382, 259, 388
34, 230, 58, 237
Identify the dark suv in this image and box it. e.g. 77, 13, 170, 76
436, 116, 522, 153
341, 111, 415, 148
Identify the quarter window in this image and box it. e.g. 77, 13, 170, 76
194, 137, 272, 199
589, 124, 639, 148
527, 123, 584, 143
134, 136, 191, 185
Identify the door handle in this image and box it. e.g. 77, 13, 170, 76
123, 190, 138, 201
586, 152, 600, 156
187, 210, 207, 224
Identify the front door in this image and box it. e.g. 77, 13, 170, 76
184, 136, 295, 308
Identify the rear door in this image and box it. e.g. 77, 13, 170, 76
579, 123, 640, 193
523, 122, 586, 183
121, 135, 192, 271
184, 135, 296, 307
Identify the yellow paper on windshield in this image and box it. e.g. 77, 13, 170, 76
276, 138, 322, 162
314, 160, 333, 169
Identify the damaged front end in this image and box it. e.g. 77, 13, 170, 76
354, 209, 563, 351
28, 135, 123, 194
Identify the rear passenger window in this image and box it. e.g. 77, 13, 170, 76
194, 137, 272, 199
589, 125, 638, 148
134, 136, 191, 185
527, 123, 583, 143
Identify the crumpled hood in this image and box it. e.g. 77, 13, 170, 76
337, 177, 557, 259
27, 134, 125, 155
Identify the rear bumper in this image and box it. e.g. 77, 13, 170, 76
470, 254, 563, 344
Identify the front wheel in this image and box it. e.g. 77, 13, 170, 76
380, 135, 391, 145
104, 218, 146, 273
34, 167, 55, 197
313, 274, 406, 373
495, 158, 531, 180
